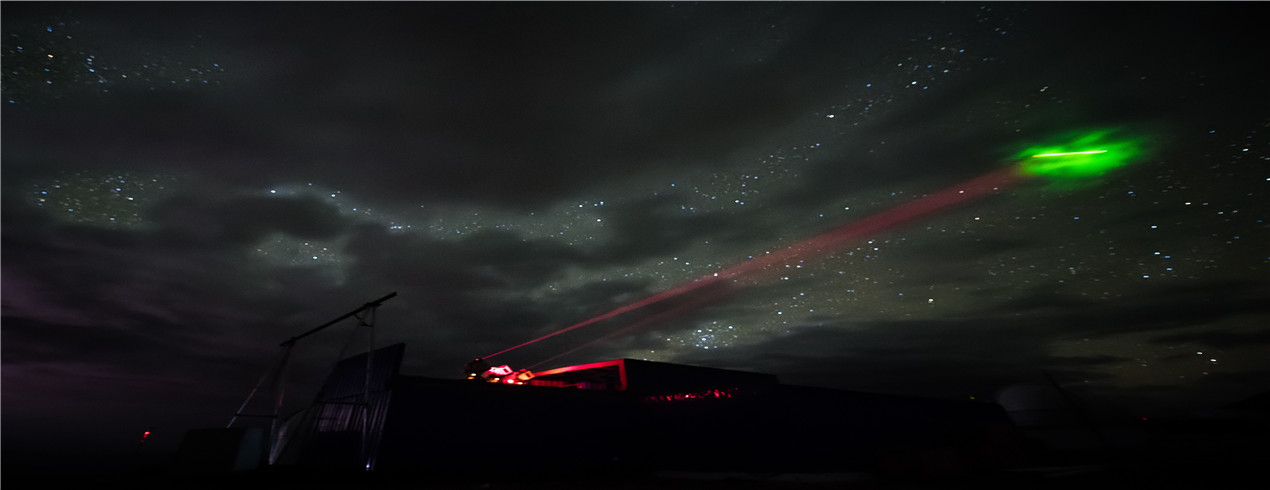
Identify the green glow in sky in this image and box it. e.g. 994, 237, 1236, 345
1016, 130, 1145, 179
1032, 150, 1107, 158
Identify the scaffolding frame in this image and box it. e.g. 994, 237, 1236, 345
226, 292, 397, 467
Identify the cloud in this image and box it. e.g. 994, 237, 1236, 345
152, 194, 350, 245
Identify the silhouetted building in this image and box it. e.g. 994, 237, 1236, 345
270, 344, 1025, 475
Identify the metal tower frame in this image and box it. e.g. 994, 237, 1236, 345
226, 291, 397, 466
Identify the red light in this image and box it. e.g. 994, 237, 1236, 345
644, 387, 740, 403
486, 365, 513, 376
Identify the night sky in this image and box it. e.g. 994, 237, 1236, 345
3, 2, 1267, 468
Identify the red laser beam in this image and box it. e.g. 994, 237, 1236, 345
482, 166, 1024, 360
527, 281, 738, 369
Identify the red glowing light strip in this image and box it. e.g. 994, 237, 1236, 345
645, 387, 740, 402
483, 166, 1023, 359
530, 359, 629, 390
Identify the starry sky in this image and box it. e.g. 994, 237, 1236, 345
3, 2, 1267, 467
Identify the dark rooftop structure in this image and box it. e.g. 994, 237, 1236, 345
247, 343, 1025, 476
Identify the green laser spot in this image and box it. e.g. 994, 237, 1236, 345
1032, 150, 1108, 158
1016, 130, 1145, 179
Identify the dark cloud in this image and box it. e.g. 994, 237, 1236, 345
694, 318, 1053, 400
996, 282, 1270, 337
1150, 327, 1270, 351
152, 194, 349, 245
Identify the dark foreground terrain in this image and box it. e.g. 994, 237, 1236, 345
8, 453, 1265, 490
9, 417, 1267, 490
